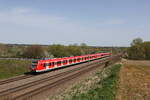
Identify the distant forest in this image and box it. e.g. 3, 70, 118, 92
0, 43, 124, 59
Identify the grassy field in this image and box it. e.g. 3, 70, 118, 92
117, 60, 150, 100
51, 64, 122, 100
0, 60, 31, 79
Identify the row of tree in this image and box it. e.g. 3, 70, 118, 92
0, 43, 103, 59
127, 38, 150, 60
0, 43, 125, 59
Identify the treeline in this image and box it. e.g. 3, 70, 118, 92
0, 43, 98, 59
126, 38, 150, 60
23, 44, 102, 58
0, 43, 124, 59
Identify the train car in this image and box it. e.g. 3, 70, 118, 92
30, 53, 111, 72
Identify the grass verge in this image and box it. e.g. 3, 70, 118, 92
72, 64, 121, 100
0, 60, 31, 79
52, 64, 122, 100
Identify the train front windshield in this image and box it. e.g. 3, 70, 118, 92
31, 60, 38, 69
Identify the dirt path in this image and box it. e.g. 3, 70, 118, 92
117, 59, 150, 100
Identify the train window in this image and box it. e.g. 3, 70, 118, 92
63, 60, 67, 63
69, 59, 72, 63
77, 58, 80, 60
74, 59, 76, 62
43, 63, 48, 67
49, 63, 51, 66
51, 62, 54, 66
63, 60, 67, 64
57, 61, 61, 65
45, 63, 49, 66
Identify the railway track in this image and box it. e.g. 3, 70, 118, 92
0, 59, 106, 95
0, 59, 108, 99
15, 62, 105, 100
0, 55, 121, 100
0, 75, 33, 85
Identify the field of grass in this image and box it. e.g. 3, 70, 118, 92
51, 64, 122, 100
0, 60, 31, 79
117, 60, 150, 100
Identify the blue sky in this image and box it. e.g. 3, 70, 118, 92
0, 0, 149, 46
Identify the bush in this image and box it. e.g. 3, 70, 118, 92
22, 45, 46, 58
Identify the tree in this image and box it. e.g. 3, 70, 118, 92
80, 43, 90, 54
127, 38, 150, 60
80, 43, 87, 47
67, 45, 83, 56
7, 46, 23, 58
0, 43, 8, 57
22, 45, 45, 58
48, 45, 69, 57
48, 44, 84, 57
142, 42, 150, 60
127, 44, 145, 60
131, 38, 143, 46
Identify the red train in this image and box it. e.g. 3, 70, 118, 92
30, 53, 111, 72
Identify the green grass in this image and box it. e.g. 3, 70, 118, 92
0, 60, 31, 79
70, 64, 122, 100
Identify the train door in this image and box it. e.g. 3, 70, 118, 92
44, 62, 49, 70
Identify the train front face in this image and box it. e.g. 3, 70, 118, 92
30, 60, 39, 72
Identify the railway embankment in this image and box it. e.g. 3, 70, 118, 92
50, 64, 122, 100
